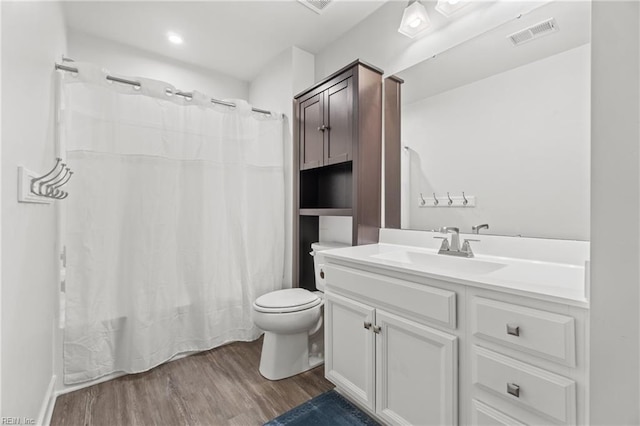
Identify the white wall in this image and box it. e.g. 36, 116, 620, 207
249, 46, 314, 287
590, 1, 640, 423
319, 217, 352, 245
403, 44, 590, 239
1, 1, 67, 421
67, 30, 249, 101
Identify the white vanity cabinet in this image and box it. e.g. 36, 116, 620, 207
324, 264, 459, 425
323, 248, 588, 426
324, 292, 376, 411
467, 289, 588, 426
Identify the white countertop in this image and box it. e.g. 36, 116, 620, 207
322, 230, 589, 308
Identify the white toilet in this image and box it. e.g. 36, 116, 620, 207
252, 241, 348, 380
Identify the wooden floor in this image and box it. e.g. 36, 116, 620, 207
51, 338, 334, 426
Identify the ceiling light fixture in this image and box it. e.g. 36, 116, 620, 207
167, 32, 183, 45
435, 0, 470, 18
398, 0, 432, 39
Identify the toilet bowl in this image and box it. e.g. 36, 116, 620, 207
252, 241, 348, 380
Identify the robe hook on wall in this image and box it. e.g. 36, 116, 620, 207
18, 157, 73, 203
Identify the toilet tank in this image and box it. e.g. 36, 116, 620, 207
311, 241, 350, 292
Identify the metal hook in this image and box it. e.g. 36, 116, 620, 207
447, 192, 453, 206
462, 191, 468, 206
49, 189, 63, 199
50, 189, 68, 199
432, 193, 439, 206
47, 170, 73, 195
40, 167, 70, 196
419, 193, 426, 206
30, 158, 63, 195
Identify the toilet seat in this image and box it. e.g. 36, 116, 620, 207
254, 288, 321, 313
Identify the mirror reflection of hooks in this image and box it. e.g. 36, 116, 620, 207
462, 191, 468, 206
447, 192, 453, 206
419, 193, 426, 206
432, 193, 439, 206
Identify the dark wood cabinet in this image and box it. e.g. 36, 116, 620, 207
300, 75, 354, 170
300, 93, 324, 169
293, 60, 383, 290
324, 77, 353, 166
384, 76, 404, 229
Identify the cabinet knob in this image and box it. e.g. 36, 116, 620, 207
364, 322, 372, 330
320, 269, 325, 279
506, 324, 520, 336
372, 325, 382, 334
317, 125, 330, 132
507, 383, 520, 398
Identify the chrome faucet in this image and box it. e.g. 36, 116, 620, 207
439, 227, 460, 251
472, 223, 489, 234
434, 226, 478, 258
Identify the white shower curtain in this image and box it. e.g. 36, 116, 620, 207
60, 63, 284, 384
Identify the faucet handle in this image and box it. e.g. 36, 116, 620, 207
433, 236, 450, 251
461, 239, 480, 255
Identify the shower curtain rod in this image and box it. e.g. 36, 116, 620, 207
54, 62, 273, 116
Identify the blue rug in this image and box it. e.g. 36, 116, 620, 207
264, 390, 380, 426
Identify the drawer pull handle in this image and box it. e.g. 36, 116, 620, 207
364, 322, 372, 330
506, 324, 520, 336
507, 383, 520, 398
372, 325, 382, 334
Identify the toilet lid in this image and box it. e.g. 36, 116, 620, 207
254, 288, 321, 313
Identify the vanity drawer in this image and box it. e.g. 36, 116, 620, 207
325, 264, 456, 329
471, 399, 525, 426
472, 346, 576, 424
471, 297, 576, 366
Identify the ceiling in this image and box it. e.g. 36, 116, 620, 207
61, 0, 389, 82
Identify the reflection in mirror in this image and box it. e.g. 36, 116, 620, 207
397, 1, 590, 240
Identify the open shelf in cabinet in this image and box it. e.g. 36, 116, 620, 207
299, 162, 352, 210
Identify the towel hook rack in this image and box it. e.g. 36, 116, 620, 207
19, 157, 73, 203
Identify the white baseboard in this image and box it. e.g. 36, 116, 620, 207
37, 375, 57, 426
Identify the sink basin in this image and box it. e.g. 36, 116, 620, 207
371, 250, 507, 275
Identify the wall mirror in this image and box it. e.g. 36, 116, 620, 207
395, 1, 590, 240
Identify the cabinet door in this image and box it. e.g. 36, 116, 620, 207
324, 77, 353, 166
300, 92, 325, 170
375, 310, 458, 426
325, 291, 376, 411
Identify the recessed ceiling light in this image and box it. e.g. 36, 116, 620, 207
167, 32, 183, 45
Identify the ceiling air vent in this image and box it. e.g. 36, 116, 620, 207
298, 0, 332, 15
508, 18, 559, 46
